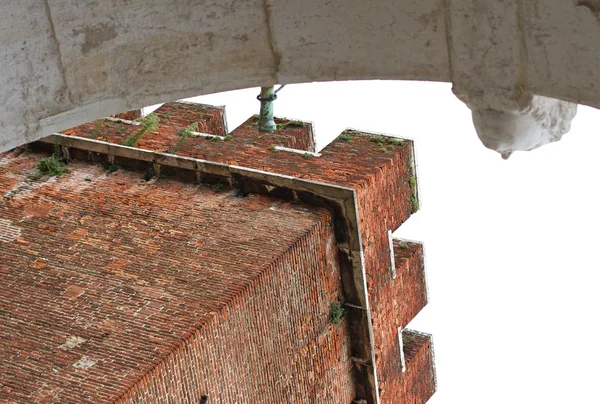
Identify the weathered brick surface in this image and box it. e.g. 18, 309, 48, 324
60, 103, 427, 399
378, 331, 436, 404
60, 103, 409, 195
1, 101, 436, 403
152, 102, 227, 138
374, 241, 432, 402
371, 240, 428, 384
120, 219, 354, 403
0, 150, 353, 403
112, 109, 142, 121
391, 241, 428, 328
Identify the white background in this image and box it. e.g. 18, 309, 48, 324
155, 81, 600, 403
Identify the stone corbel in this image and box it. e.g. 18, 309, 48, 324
455, 89, 577, 159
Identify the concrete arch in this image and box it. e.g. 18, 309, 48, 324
2, 0, 599, 156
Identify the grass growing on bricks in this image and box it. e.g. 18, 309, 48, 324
330, 301, 345, 324
369, 135, 385, 144
37, 156, 70, 177
338, 134, 353, 144
90, 119, 105, 139
174, 122, 198, 152
103, 162, 118, 174
386, 138, 405, 146
211, 183, 226, 192
408, 176, 417, 189
399, 243, 410, 249
302, 153, 312, 159
370, 135, 405, 147
276, 120, 306, 130
268, 145, 278, 152
122, 113, 159, 147
411, 195, 419, 213
403, 336, 418, 345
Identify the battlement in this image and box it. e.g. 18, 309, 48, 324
2, 100, 435, 403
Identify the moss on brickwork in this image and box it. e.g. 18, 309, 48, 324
174, 122, 199, 152
330, 301, 345, 324
338, 134, 353, 143
276, 120, 306, 130
411, 195, 419, 213
37, 155, 69, 177
103, 162, 118, 174
211, 183, 226, 192
122, 113, 159, 147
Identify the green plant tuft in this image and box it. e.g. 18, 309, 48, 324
122, 113, 159, 147
403, 336, 418, 345
276, 120, 306, 130
37, 156, 69, 177
379, 147, 387, 153
268, 145, 277, 152
90, 119, 105, 139
408, 176, 417, 189
330, 301, 345, 325
174, 122, 198, 152
338, 134, 353, 143
411, 195, 419, 213
211, 183, 226, 192
343, 129, 360, 135
224, 135, 232, 141
371, 135, 405, 147
369, 135, 386, 144
399, 243, 410, 250
302, 153, 311, 159
103, 162, 118, 174
386, 138, 405, 146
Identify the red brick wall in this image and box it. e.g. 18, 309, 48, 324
372, 240, 428, 382
153, 103, 227, 137
390, 331, 436, 403
374, 241, 431, 402
0, 150, 354, 403
391, 241, 428, 328
40, 101, 435, 403
118, 209, 355, 403
111, 109, 142, 121
377, 330, 435, 403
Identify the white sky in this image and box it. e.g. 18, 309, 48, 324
158, 81, 600, 403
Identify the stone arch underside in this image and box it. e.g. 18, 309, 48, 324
2, 0, 599, 156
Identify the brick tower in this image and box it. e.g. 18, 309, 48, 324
0, 101, 436, 403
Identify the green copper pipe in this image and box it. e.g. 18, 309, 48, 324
258, 86, 277, 133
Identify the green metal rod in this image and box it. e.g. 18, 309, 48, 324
258, 86, 276, 133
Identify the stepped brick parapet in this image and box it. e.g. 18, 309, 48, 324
1, 101, 435, 403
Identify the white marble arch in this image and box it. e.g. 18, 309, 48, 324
1, 0, 598, 157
